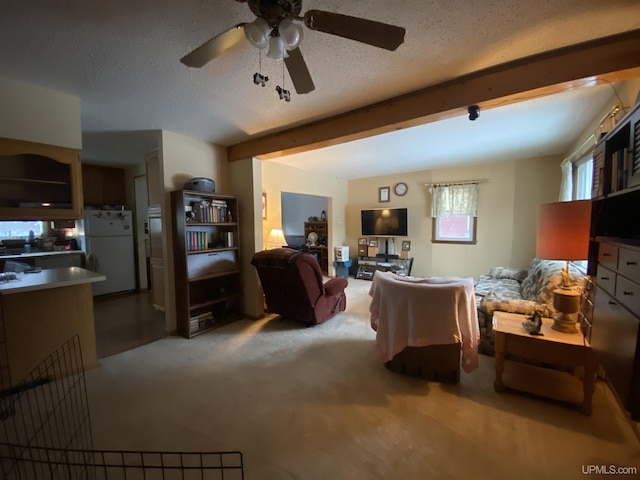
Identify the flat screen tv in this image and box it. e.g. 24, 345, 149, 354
361, 208, 408, 237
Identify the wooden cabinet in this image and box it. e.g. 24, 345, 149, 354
0, 137, 83, 219
81, 164, 125, 208
591, 102, 640, 199
304, 221, 328, 274
590, 240, 640, 419
588, 99, 640, 420
171, 190, 242, 338
34, 252, 83, 269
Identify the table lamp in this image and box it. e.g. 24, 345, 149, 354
265, 228, 287, 250
536, 200, 591, 333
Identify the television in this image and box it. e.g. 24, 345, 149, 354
361, 208, 408, 237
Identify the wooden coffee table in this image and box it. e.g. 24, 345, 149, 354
493, 311, 597, 415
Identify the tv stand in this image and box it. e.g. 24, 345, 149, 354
356, 256, 413, 281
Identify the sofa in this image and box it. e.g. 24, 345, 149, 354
251, 248, 348, 325
474, 257, 584, 355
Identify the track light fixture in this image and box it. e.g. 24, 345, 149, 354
468, 105, 480, 121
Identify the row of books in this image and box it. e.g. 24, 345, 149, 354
186, 231, 208, 251
189, 311, 214, 334
611, 147, 632, 192
186, 231, 234, 251
188, 199, 230, 223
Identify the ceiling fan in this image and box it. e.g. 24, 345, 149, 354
180, 0, 406, 96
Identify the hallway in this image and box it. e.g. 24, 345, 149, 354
93, 290, 167, 358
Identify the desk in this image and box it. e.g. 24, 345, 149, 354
493, 311, 597, 415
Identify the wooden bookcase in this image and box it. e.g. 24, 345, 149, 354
171, 189, 242, 338
304, 221, 328, 274
586, 99, 640, 420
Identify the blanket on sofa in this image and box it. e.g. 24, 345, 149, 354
473, 258, 585, 355
368, 271, 479, 373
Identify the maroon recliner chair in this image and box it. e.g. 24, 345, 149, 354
251, 248, 348, 325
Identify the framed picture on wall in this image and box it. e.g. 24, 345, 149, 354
368, 238, 378, 247
402, 240, 411, 251
262, 192, 267, 219
358, 238, 368, 245
379, 186, 390, 203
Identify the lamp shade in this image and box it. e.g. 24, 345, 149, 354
536, 200, 592, 260
244, 17, 270, 49
266, 228, 287, 247
267, 35, 288, 59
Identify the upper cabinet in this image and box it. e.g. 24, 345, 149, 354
0, 137, 83, 219
591, 102, 640, 199
81, 164, 125, 208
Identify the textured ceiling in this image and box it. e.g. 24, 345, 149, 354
0, 1, 639, 178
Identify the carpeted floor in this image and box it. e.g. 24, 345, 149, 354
86, 278, 640, 479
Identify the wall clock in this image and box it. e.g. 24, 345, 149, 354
394, 182, 408, 196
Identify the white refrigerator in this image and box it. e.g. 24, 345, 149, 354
81, 210, 136, 296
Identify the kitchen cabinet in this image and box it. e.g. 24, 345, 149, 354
171, 189, 242, 338
81, 164, 125, 208
0, 267, 104, 388
34, 252, 83, 269
0, 137, 83, 219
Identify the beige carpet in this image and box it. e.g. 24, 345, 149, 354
86, 279, 640, 479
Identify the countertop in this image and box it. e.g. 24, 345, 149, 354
0, 266, 105, 295
0, 250, 83, 260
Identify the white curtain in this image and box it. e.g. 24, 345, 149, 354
429, 183, 479, 217
559, 160, 573, 201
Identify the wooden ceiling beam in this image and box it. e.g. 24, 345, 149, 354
227, 29, 640, 162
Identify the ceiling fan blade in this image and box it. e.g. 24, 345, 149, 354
284, 47, 315, 94
303, 10, 405, 51
180, 23, 247, 68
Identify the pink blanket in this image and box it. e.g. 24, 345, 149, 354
368, 271, 479, 373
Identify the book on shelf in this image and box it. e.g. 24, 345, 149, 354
189, 311, 214, 333
190, 200, 228, 223
186, 231, 208, 251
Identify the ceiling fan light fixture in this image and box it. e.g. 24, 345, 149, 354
244, 17, 270, 49
278, 19, 303, 49
267, 34, 288, 59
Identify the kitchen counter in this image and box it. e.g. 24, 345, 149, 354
0, 267, 106, 389
0, 266, 104, 294
0, 249, 83, 259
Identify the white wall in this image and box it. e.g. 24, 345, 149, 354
346, 155, 561, 280
160, 130, 229, 331
0, 74, 81, 149
230, 157, 263, 319
281, 192, 328, 243
262, 161, 348, 274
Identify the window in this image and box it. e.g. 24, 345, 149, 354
575, 157, 593, 200
428, 182, 479, 244
0, 221, 46, 240
433, 215, 477, 243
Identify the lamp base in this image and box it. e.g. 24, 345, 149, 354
551, 313, 579, 334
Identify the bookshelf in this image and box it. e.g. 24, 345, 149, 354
171, 189, 242, 338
